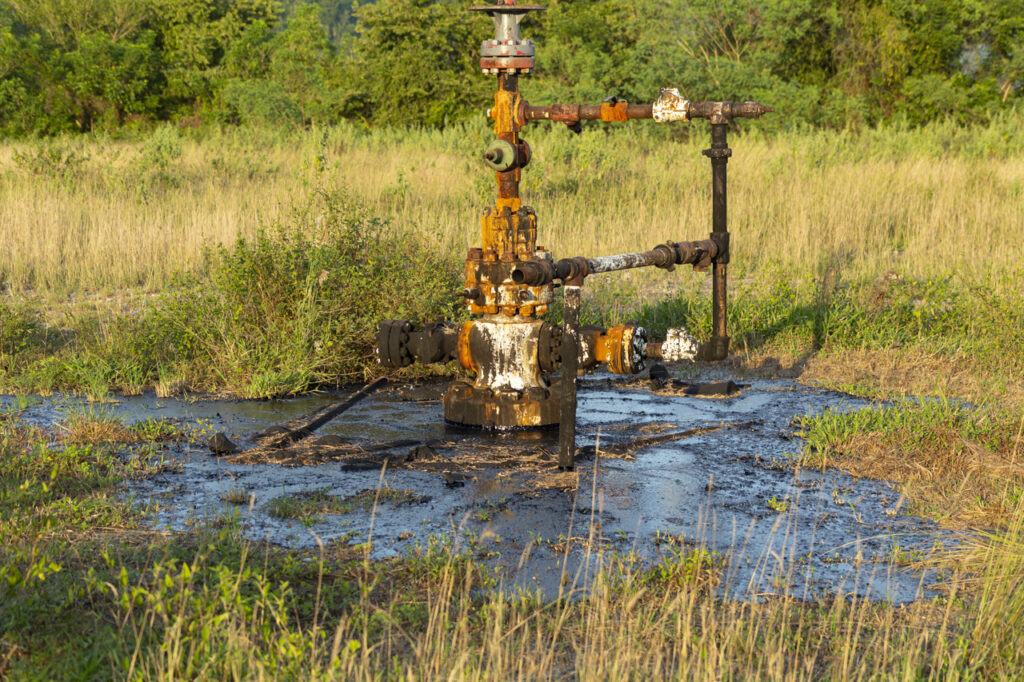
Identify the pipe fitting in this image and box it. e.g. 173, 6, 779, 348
589, 325, 648, 374
376, 320, 461, 368
647, 327, 700, 362
482, 139, 518, 171
653, 88, 691, 122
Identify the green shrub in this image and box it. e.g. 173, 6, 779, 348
0, 301, 39, 360
139, 187, 462, 397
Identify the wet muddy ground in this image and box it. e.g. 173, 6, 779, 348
5, 373, 965, 602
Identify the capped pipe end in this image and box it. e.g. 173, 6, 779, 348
649, 327, 700, 362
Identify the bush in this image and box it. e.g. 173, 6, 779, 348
0, 300, 40, 366
138, 187, 462, 397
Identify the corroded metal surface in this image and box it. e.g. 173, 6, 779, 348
647, 328, 700, 363
558, 285, 581, 467
443, 380, 560, 429
522, 102, 654, 124
652, 87, 691, 122
704, 123, 732, 361
374, 6, 773, 433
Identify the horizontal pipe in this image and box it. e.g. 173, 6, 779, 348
522, 99, 773, 126
585, 247, 671, 274
511, 239, 718, 286
523, 102, 653, 124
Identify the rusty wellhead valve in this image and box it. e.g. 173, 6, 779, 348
376, 1, 772, 467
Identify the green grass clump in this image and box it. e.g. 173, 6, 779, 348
132, 187, 462, 398
591, 265, 1024, 378
266, 488, 426, 525
794, 397, 1016, 459
792, 398, 1024, 526
0, 186, 462, 399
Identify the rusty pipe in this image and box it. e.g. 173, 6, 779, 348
512, 240, 718, 287
522, 102, 653, 124
521, 99, 772, 127
558, 285, 581, 470
686, 100, 773, 123
703, 123, 730, 361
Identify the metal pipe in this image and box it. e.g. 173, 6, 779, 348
703, 123, 731, 361
687, 100, 773, 122
558, 285, 581, 470
496, 73, 521, 201
512, 239, 718, 287
586, 247, 673, 274
523, 99, 772, 126
523, 102, 654, 123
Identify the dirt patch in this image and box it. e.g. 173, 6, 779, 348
803, 428, 1024, 529
739, 348, 1024, 409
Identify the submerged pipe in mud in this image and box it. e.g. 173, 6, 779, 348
375, 4, 772, 468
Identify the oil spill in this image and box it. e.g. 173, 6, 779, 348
2, 377, 964, 603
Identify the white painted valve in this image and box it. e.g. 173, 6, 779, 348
660, 327, 700, 362
652, 87, 691, 123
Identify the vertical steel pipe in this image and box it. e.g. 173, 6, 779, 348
704, 123, 731, 361
558, 285, 581, 469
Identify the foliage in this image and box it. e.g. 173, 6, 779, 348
1, 0, 1022, 134
133, 185, 460, 396
608, 268, 1024, 379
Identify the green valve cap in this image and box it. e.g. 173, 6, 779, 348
481, 139, 517, 172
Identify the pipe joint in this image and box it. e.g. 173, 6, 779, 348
710, 231, 730, 265
376, 320, 461, 368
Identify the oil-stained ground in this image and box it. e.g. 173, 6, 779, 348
8, 373, 965, 602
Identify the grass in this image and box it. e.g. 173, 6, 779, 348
0, 180, 463, 398
1, 113, 1023, 295
266, 487, 426, 524
2, 407, 1024, 679
794, 399, 1024, 528
1, 115, 1023, 677
0, 116, 1021, 400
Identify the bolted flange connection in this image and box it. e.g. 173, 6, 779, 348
470, 3, 545, 74
377, 319, 653, 378
377, 316, 646, 429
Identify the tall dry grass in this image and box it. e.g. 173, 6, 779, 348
1, 115, 1022, 295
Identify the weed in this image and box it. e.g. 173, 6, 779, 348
11, 140, 88, 184
266, 487, 426, 524
134, 185, 461, 397
794, 399, 1024, 527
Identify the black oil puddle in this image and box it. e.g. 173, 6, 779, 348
3, 377, 964, 603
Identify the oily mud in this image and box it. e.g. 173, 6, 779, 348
4, 375, 964, 602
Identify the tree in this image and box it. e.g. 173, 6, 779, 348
345, 0, 488, 127
148, 0, 281, 108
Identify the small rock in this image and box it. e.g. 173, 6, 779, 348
443, 472, 468, 488
209, 432, 240, 455
408, 444, 436, 461
647, 363, 669, 381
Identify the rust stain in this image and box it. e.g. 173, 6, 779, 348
600, 101, 630, 122
458, 321, 477, 372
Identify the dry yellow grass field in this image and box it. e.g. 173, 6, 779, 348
2, 120, 1021, 295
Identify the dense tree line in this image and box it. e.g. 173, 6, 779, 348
0, 0, 1021, 136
